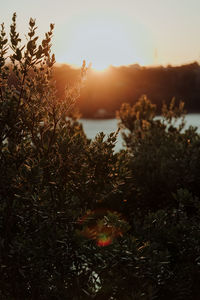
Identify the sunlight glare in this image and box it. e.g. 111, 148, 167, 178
56, 15, 153, 70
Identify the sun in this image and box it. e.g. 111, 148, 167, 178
55, 15, 154, 71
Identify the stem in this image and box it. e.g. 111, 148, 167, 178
16, 71, 26, 115
0, 85, 3, 102
47, 105, 58, 155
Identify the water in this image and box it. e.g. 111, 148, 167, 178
80, 114, 200, 152
80, 118, 123, 151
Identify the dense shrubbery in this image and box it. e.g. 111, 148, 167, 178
0, 14, 200, 299
118, 95, 200, 213
117, 96, 200, 299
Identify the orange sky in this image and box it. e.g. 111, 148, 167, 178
1, 0, 200, 70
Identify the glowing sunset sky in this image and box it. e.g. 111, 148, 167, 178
1, 0, 200, 70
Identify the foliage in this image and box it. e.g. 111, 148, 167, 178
0, 14, 200, 300
116, 95, 200, 299
0, 14, 128, 299
118, 95, 200, 213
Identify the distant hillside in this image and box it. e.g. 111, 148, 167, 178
54, 62, 200, 118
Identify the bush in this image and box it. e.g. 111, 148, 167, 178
117, 95, 200, 299
118, 95, 200, 214
0, 14, 130, 299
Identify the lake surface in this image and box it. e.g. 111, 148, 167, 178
80, 114, 200, 152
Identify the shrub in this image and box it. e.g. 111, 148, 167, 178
0, 14, 129, 299
117, 95, 200, 214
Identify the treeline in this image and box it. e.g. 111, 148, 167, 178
54, 62, 200, 117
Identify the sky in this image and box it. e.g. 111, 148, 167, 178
1, 0, 200, 70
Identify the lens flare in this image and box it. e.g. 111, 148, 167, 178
78, 209, 129, 247
97, 234, 112, 247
